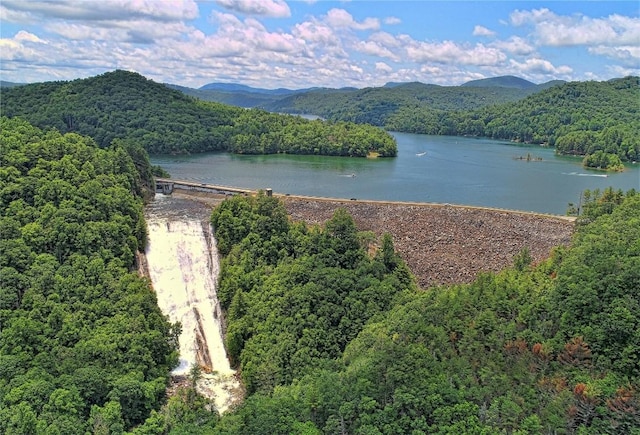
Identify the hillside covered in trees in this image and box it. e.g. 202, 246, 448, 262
0, 117, 178, 433
262, 80, 543, 127
431, 77, 640, 167
258, 76, 638, 170
0, 71, 397, 158
1, 116, 639, 433
137, 189, 639, 434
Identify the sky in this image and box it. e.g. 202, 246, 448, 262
1, 1, 638, 89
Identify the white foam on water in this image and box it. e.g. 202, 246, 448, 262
145, 210, 240, 413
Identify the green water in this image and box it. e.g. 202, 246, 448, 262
151, 133, 640, 215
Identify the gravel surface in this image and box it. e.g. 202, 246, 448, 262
281, 198, 575, 289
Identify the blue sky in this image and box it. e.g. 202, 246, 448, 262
1, 1, 638, 88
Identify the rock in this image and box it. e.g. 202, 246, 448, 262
282, 198, 574, 289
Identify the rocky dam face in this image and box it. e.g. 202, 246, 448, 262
282, 198, 575, 289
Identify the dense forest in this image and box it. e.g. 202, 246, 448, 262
2, 116, 639, 433
0, 117, 178, 433
135, 189, 639, 433
0, 71, 397, 158
263, 81, 541, 127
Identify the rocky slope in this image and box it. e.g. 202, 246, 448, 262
167, 191, 574, 289
282, 198, 574, 289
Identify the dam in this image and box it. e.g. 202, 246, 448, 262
161, 186, 575, 290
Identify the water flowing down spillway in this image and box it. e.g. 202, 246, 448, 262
144, 195, 241, 413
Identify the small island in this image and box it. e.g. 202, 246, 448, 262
513, 152, 543, 162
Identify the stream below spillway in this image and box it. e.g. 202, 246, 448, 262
144, 194, 241, 413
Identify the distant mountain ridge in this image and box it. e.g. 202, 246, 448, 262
194, 75, 562, 99
257, 77, 556, 124
0, 80, 26, 88
169, 75, 566, 112
461, 75, 537, 89
199, 82, 321, 95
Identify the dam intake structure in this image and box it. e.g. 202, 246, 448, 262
144, 194, 241, 413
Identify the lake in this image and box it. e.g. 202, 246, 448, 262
150, 132, 640, 215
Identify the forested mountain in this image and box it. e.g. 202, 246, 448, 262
384, 76, 640, 169
171, 76, 554, 112
262, 81, 541, 125
459, 75, 566, 92
2, 116, 639, 433
461, 75, 539, 89
200, 82, 319, 95
167, 83, 358, 109
165, 83, 285, 108
0, 117, 178, 433
0, 81, 25, 88
0, 70, 397, 157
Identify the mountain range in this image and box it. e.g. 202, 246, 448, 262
165, 75, 566, 111
3, 70, 636, 167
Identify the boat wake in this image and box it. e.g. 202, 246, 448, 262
416, 152, 427, 157
563, 172, 608, 178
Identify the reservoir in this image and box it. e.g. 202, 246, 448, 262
150, 133, 640, 215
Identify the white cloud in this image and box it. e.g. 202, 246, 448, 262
473, 25, 495, 37
2, 1, 199, 45
45, 19, 193, 43
406, 40, 507, 66
384, 16, 401, 26
214, 0, 290, 18
589, 45, 640, 65
0, 38, 24, 60
606, 64, 640, 78
293, 21, 339, 46
508, 58, 573, 75
354, 40, 399, 61
510, 8, 640, 47
14, 30, 46, 43
208, 12, 308, 57
509, 8, 556, 27
375, 61, 392, 73
369, 31, 402, 48
325, 8, 379, 31
1, 0, 199, 22
490, 36, 535, 56
0, 4, 33, 24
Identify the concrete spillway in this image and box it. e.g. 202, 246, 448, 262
145, 194, 240, 413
